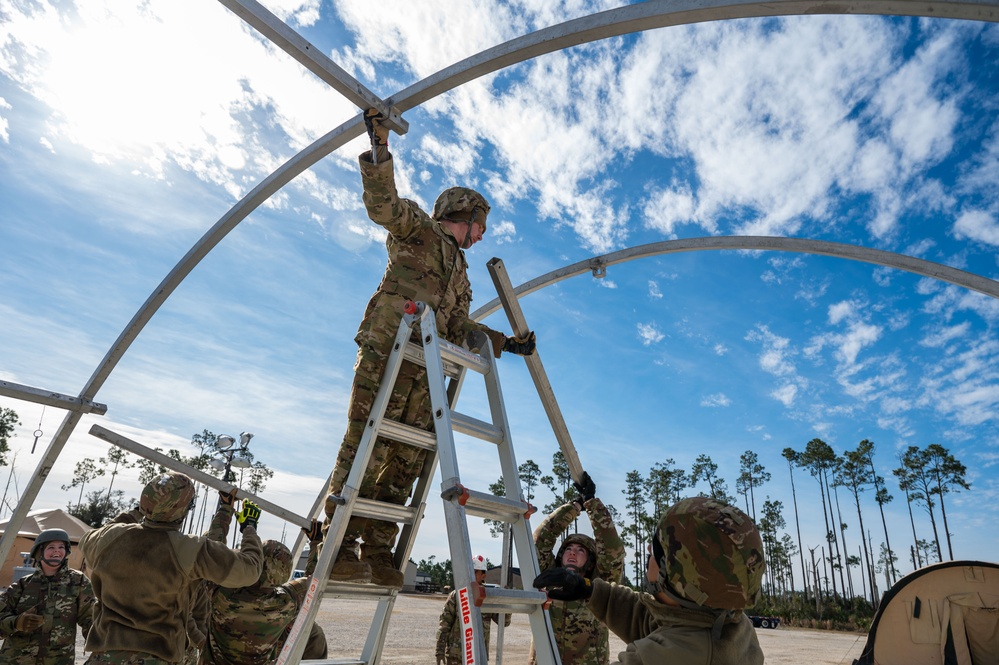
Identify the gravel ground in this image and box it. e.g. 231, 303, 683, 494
70, 592, 868, 663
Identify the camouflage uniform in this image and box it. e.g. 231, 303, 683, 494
199, 504, 327, 665
586, 497, 765, 665
326, 146, 506, 566
434, 588, 510, 665
530, 498, 625, 665
0, 563, 94, 665
81, 473, 263, 665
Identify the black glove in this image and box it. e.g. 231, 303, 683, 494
503, 330, 536, 356
533, 567, 592, 601
364, 108, 389, 147
15, 610, 44, 633
302, 519, 323, 543
219, 488, 237, 507
236, 501, 261, 532
573, 471, 596, 508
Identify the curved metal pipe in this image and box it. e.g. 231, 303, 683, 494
471, 236, 999, 322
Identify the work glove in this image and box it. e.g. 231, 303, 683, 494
502, 330, 536, 356
302, 519, 323, 543
219, 488, 238, 508
364, 108, 390, 147
236, 501, 261, 532
15, 609, 44, 633
573, 471, 596, 510
533, 567, 592, 602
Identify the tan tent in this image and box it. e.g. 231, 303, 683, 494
0, 509, 92, 587
853, 560, 999, 665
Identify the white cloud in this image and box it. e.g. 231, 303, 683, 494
490, 219, 517, 244
700, 393, 731, 407
648, 280, 663, 299
953, 210, 999, 247
637, 322, 664, 346
771, 383, 798, 407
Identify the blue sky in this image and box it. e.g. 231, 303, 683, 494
1, 0, 998, 589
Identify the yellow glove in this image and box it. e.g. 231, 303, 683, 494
236, 501, 261, 532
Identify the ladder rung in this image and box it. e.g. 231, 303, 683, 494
322, 582, 400, 599
403, 342, 463, 379
478, 587, 550, 614
378, 419, 437, 451
444, 486, 531, 523
308, 660, 365, 665
351, 498, 419, 524
438, 338, 490, 375
450, 411, 503, 443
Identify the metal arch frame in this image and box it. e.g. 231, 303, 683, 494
3, 0, 998, 562
470, 236, 999, 322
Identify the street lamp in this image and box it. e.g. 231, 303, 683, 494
210, 432, 254, 485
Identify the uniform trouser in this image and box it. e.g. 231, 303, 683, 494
326, 337, 433, 551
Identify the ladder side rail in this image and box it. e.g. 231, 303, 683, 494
479, 342, 562, 665
359, 598, 394, 665
393, 372, 464, 565
419, 306, 490, 665
277, 312, 418, 665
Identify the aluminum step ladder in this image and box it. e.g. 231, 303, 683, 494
277, 301, 561, 665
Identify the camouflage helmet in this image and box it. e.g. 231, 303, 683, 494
556, 533, 598, 578
654, 497, 765, 610
140, 472, 197, 523
31, 528, 71, 561
432, 187, 490, 231
258, 540, 293, 587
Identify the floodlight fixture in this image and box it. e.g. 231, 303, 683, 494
217, 435, 235, 450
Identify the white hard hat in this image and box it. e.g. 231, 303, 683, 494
472, 555, 488, 571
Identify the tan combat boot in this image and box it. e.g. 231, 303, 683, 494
362, 544, 404, 588
330, 540, 372, 584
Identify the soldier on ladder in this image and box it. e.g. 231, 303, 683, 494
325, 108, 536, 587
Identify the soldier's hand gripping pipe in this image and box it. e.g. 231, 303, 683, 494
572, 470, 596, 511
502, 329, 536, 356
364, 108, 389, 165
533, 567, 592, 602
236, 501, 261, 532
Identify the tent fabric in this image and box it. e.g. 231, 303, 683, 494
0, 508, 93, 541
854, 560, 999, 665
0, 509, 93, 587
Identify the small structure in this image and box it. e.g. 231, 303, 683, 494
0, 508, 92, 586
853, 560, 999, 665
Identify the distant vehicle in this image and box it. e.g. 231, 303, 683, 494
749, 615, 780, 629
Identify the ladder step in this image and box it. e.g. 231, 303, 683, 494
322, 582, 401, 599
403, 339, 490, 376
477, 587, 551, 615
349, 497, 419, 524
450, 411, 503, 444
438, 338, 490, 375
403, 341, 463, 379
378, 419, 437, 451
306, 660, 365, 665
442, 485, 532, 523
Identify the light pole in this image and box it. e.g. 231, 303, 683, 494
210, 433, 254, 545
211, 432, 254, 483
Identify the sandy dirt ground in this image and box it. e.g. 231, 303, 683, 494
316, 593, 868, 664
71, 592, 868, 663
